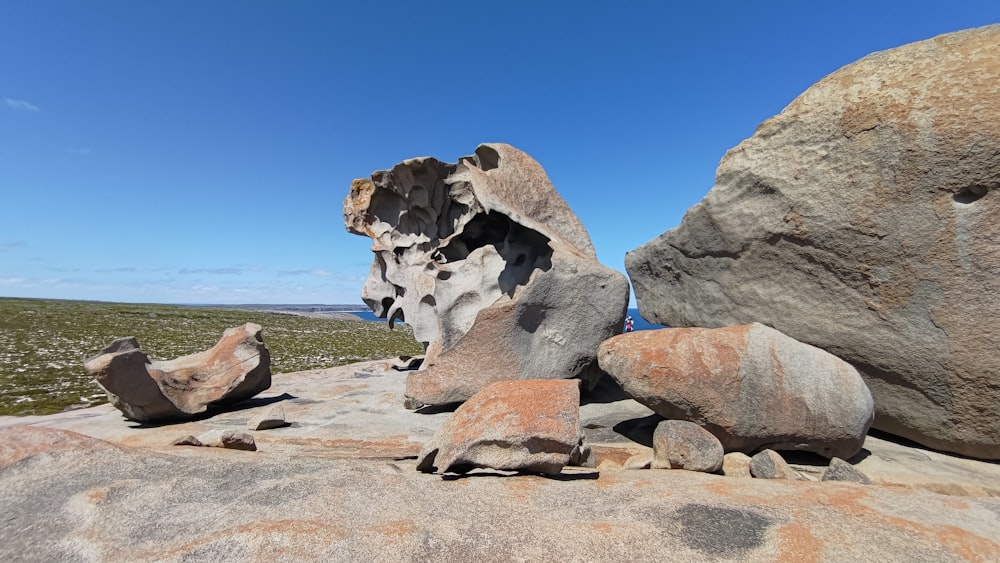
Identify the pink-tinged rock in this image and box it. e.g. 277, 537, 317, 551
417, 379, 580, 475
83, 323, 271, 423
598, 323, 874, 459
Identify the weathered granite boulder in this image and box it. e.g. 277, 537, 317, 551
822, 457, 872, 485
416, 379, 580, 475
625, 25, 1000, 459
750, 449, 802, 480
598, 323, 874, 459
651, 420, 724, 473
722, 452, 753, 478
83, 323, 271, 422
344, 143, 629, 407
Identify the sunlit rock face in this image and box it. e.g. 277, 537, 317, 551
625, 25, 1000, 459
345, 143, 629, 406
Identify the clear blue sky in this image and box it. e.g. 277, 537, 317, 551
2, 1, 997, 305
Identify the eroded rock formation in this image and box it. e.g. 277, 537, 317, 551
345, 143, 629, 406
625, 25, 1000, 458
83, 323, 271, 422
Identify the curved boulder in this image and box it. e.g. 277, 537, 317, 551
83, 323, 271, 422
625, 25, 1000, 458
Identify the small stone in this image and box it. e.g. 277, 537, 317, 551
750, 449, 801, 480
822, 457, 872, 484
624, 452, 653, 470
220, 430, 257, 451
722, 452, 753, 478
170, 435, 203, 447
569, 433, 596, 468
651, 420, 724, 473
247, 404, 287, 431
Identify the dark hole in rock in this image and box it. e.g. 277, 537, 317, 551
953, 184, 988, 204
474, 145, 500, 171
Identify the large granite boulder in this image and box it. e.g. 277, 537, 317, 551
598, 323, 874, 459
83, 323, 271, 422
625, 25, 1000, 458
416, 379, 581, 475
345, 143, 629, 407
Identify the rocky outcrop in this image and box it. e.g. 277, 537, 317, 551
598, 324, 874, 459
651, 420, 724, 473
83, 323, 271, 422
344, 143, 629, 407
624, 25, 1000, 459
417, 379, 581, 475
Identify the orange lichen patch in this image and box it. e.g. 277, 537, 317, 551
776, 523, 822, 563
704, 479, 999, 561
126, 519, 348, 560
84, 486, 111, 505
504, 475, 543, 501
590, 445, 643, 466
879, 517, 1000, 562
373, 519, 417, 539
589, 521, 614, 534
276, 436, 420, 457
0, 426, 115, 468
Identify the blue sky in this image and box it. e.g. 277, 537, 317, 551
2, 1, 997, 306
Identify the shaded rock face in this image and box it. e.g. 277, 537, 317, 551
417, 379, 580, 475
598, 323, 874, 460
625, 25, 1000, 459
345, 143, 629, 406
83, 323, 271, 422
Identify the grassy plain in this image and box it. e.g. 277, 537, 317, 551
0, 297, 422, 416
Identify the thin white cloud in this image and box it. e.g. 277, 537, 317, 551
0, 241, 27, 253
4, 98, 40, 112
179, 267, 249, 275
69, 148, 91, 155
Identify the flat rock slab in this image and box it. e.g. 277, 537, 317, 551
2, 361, 1000, 560
1, 426, 998, 562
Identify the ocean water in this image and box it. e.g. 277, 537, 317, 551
351, 307, 665, 332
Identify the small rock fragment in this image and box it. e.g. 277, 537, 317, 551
822, 457, 872, 484
722, 452, 753, 478
170, 435, 204, 447
220, 430, 257, 451
651, 420, 724, 473
750, 449, 801, 480
247, 404, 287, 431
624, 452, 653, 470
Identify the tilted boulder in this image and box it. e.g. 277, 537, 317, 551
598, 323, 874, 460
416, 379, 581, 475
344, 143, 629, 406
83, 323, 271, 422
625, 25, 1000, 459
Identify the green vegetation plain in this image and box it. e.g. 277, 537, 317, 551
0, 297, 422, 416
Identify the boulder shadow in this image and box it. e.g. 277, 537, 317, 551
612, 413, 663, 448
440, 468, 600, 481
125, 392, 297, 428
580, 374, 631, 405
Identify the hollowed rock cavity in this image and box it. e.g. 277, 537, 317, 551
345, 143, 629, 407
